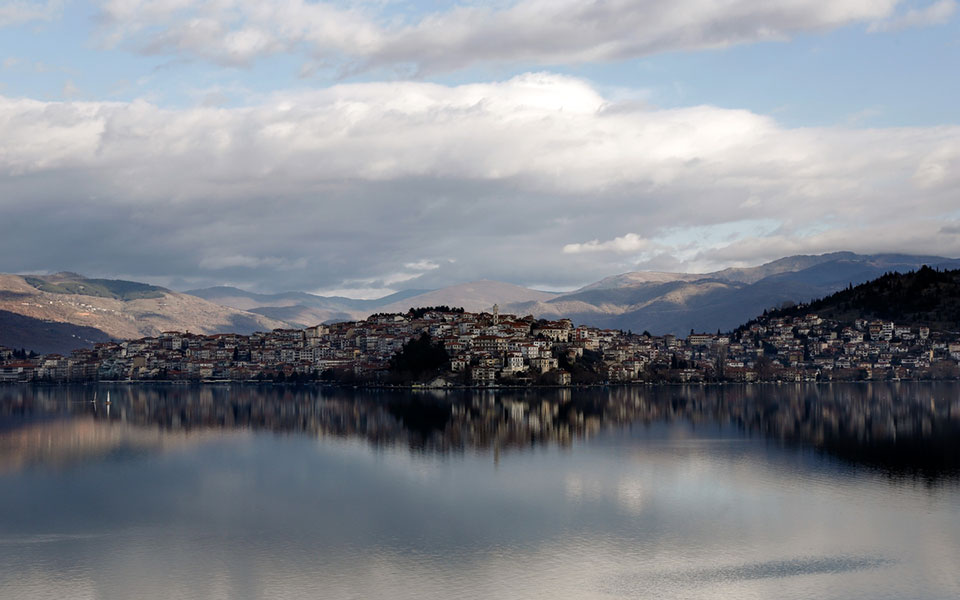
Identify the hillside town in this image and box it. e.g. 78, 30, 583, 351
1, 305, 959, 385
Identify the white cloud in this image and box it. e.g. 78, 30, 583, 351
364, 0, 900, 73
90, 0, 909, 72
0, 73, 958, 290
697, 219, 960, 269
564, 234, 653, 255
95, 0, 382, 66
869, 0, 956, 31
0, 0, 62, 27
403, 260, 440, 271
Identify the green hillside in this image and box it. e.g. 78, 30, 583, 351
768, 266, 960, 330
24, 276, 166, 301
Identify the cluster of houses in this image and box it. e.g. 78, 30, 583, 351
1, 305, 959, 385
727, 314, 960, 381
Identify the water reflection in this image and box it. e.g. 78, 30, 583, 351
606, 555, 895, 594
1, 384, 960, 600
1, 382, 959, 479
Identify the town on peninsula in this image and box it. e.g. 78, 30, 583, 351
3, 300, 959, 386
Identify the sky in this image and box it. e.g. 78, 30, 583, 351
0, 0, 958, 297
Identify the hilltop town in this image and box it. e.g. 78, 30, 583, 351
2, 300, 959, 385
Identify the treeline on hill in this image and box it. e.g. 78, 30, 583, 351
744, 265, 960, 331
407, 306, 464, 318
367, 306, 466, 321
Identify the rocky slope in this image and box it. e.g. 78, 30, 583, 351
0, 273, 288, 353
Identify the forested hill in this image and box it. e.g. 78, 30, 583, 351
764, 266, 960, 330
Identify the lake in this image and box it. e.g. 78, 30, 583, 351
0, 383, 958, 599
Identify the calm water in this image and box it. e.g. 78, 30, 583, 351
1, 383, 959, 600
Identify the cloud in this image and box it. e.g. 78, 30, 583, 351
0, 73, 958, 291
0, 0, 62, 27
363, 0, 899, 74
564, 234, 653, 255
696, 220, 960, 270
91, 0, 907, 73
198, 255, 306, 270
403, 260, 440, 272
94, 0, 382, 67
869, 0, 956, 31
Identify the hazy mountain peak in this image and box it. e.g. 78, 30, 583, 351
377, 280, 559, 314
578, 271, 703, 291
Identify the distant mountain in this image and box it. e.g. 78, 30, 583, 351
185, 281, 557, 323
577, 271, 702, 290
764, 265, 960, 331
0, 273, 289, 354
375, 280, 559, 314
707, 252, 864, 284
180, 253, 960, 336
246, 305, 356, 329
501, 253, 960, 335
573, 252, 862, 290
186, 286, 431, 314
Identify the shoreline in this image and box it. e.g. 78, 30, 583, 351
4, 378, 958, 390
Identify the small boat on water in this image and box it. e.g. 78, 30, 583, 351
105, 391, 111, 406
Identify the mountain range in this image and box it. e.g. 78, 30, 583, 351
189, 252, 960, 334
501, 252, 960, 334
0, 272, 286, 354
186, 280, 557, 326
4, 252, 960, 353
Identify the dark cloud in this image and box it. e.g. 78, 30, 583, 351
1, 74, 958, 294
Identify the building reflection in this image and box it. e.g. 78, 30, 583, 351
1, 383, 958, 479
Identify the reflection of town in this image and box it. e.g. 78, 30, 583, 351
1, 384, 959, 478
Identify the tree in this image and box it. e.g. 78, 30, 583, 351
408, 306, 464, 319
714, 346, 728, 380
755, 356, 776, 380
388, 333, 449, 382
558, 348, 602, 384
